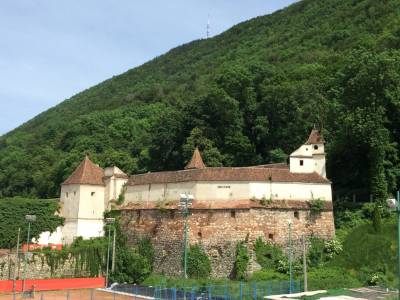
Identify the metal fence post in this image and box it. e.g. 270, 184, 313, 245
90, 289, 94, 300
66, 290, 70, 300
208, 286, 212, 300
253, 282, 257, 300
191, 286, 195, 300
239, 282, 243, 300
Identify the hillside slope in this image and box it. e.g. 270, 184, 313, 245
1, 0, 399, 199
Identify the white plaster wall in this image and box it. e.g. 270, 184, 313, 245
195, 181, 250, 201
62, 220, 78, 244
266, 182, 331, 201
76, 219, 104, 239
35, 226, 63, 245
313, 155, 326, 178
126, 181, 331, 202
60, 184, 80, 219
125, 182, 196, 204
289, 157, 315, 173
78, 185, 105, 219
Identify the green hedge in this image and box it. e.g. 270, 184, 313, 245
0, 197, 64, 248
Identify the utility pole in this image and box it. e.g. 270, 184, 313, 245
13, 228, 21, 300
302, 235, 308, 292
112, 226, 116, 273
22, 215, 36, 293
288, 220, 293, 294
180, 194, 193, 279
396, 190, 400, 300
105, 217, 115, 288
386, 191, 400, 300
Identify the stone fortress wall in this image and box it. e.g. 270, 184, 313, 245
120, 201, 334, 278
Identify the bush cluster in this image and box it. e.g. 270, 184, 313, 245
233, 242, 250, 280
187, 244, 211, 279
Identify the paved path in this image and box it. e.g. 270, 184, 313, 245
349, 287, 396, 300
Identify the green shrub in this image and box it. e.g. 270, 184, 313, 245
0, 198, 64, 248
187, 244, 211, 279
372, 205, 382, 233
254, 238, 286, 270
308, 237, 342, 268
233, 242, 249, 280
334, 209, 365, 230
110, 247, 151, 284
250, 269, 288, 281
306, 267, 361, 290
138, 237, 155, 271
309, 198, 325, 215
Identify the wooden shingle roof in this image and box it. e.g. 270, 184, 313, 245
127, 167, 330, 186
185, 148, 206, 169
305, 129, 325, 145
63, 156, 105, 186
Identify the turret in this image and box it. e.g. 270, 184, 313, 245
289, 129, 326, 178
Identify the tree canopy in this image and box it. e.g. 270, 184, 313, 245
0, 0, 400, 203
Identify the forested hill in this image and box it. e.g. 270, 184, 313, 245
1, 0, 399, 201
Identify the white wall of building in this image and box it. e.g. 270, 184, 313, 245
289, 143, 326, 177
125, 182, 196, 203
195, 181, 250, 201
250, 182, 331, 201
125, 180, 332, 203
60, 184, 105, 244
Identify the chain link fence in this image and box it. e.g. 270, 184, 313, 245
1, 279, 303, 300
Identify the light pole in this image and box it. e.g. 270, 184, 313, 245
179, 194, 193, 279
105, 217, 115, 288
13, 227, 21, 300
288, 219, 293, 294
22, 215, 36, 293
387, 191, 400, 300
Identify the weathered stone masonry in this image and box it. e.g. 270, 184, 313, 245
120, 201, 334, 278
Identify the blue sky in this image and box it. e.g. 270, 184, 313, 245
0, 0, 297, 135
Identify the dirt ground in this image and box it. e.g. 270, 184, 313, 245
0, 289, 140, 300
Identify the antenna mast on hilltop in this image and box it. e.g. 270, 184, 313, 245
206, 14, 211, 38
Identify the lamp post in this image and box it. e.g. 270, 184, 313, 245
13, 227, 21, 300
387, 191, 400, 300
179, 194, 193, 279
22, 215, 36, 293
288, 219, 293, 294
105, 217, 115, 288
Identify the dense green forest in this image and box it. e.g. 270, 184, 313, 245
0, 0, 400, 202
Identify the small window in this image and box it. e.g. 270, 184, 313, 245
91, 192, 95, 196
268, 233, 274, 240
169, 211, 175, 219
314, 145, 318, 150
294, 211, 300, 219
300, 160, 304, 166
74, 191, 76, 196
230, 210, 236, 218
306, 148, 308, 151
66, 192, 69, 198
198, 231, 202, 238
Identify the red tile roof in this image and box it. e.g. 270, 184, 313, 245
305, 129, 325, 144
63, 156, 105, 186
185, 147, 206, 169
127, 167, 330, 186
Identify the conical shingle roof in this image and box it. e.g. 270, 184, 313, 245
63, 156, 105, 185
305, 129, 325, 145
185, 148, 206, 169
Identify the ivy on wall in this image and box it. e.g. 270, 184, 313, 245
0, 198, 64, 249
